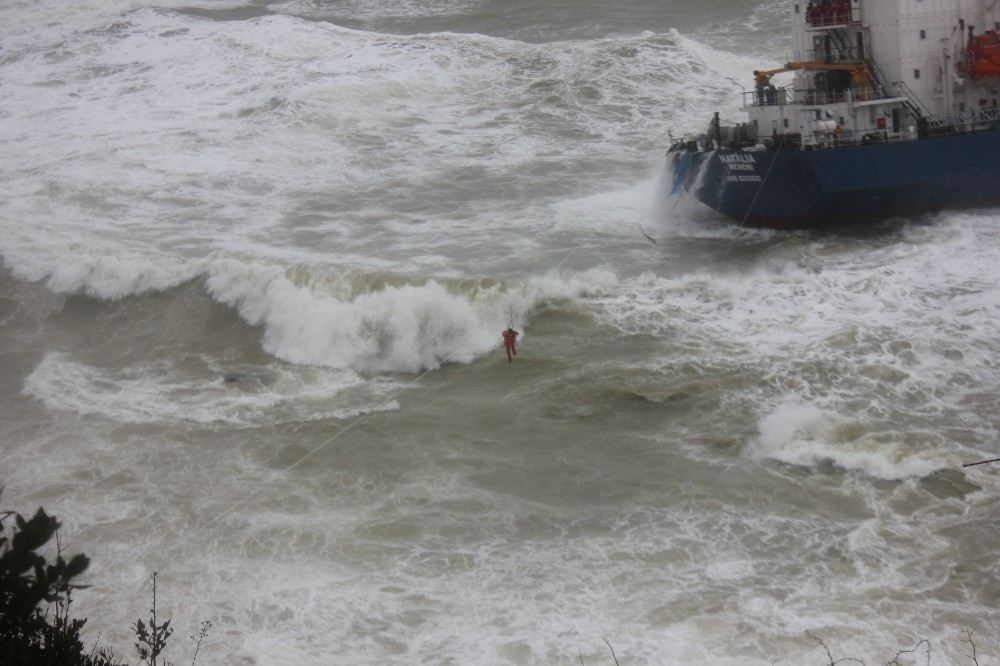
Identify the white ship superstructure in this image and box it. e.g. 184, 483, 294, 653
740, 0, 1000, 148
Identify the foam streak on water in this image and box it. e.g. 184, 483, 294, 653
2, 1, 1000, 664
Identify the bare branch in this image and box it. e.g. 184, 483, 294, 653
962, 629, 980, 666
808, 632, 836, 666
807, 631, 866, 666
886, 639, 930, 666
603, 638, 620, 666
190, 619, 213, 666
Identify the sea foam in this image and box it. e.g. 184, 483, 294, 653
22, 352, 400, 426
205, 258, 616, 373
750, 402, 952, 480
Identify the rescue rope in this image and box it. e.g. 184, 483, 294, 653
636, 222, 658, 245
719, 138, 784, 263
738, 137, 784, 229
202, 366, 437, 531
80, 188, 669, 610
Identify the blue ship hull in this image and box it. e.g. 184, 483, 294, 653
669, 126, 1000, 228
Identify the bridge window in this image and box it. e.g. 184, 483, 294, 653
914, 68, 921, 79
920, 30, 926, 39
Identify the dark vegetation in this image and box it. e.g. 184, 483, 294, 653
0, 494, 208, 666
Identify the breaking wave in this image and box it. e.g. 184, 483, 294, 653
205, 258, 616, 372
749, 402, 954, 480
4, 247, 617, 374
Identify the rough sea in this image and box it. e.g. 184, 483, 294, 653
2, 0, 1000, 663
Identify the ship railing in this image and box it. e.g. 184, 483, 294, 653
926, 106, 1000, 131
807, 47, 865, 63
746, 127, 916, 152
778, 108, 1000, 149
796, 86, 885, 105
675, 105, 997, 153
742, 85, 891, 108
793, 129, 912, 150
743, 85, 791, 107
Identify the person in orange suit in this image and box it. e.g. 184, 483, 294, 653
501, 327, 519, 363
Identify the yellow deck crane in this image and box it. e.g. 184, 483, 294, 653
752, 62, 874, 100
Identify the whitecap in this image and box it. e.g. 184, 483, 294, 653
749, 402, 951, 480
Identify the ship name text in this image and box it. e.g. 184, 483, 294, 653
719, 153, 760, 182
718, 153, 757, 165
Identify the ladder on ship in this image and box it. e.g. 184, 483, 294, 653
826, 28, 930, 119
867, 58, 930, 118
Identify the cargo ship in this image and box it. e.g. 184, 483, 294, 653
669, 0, 1000, 228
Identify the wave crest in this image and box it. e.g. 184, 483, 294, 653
749, 402, 952, 480
206, 259, 615, 372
